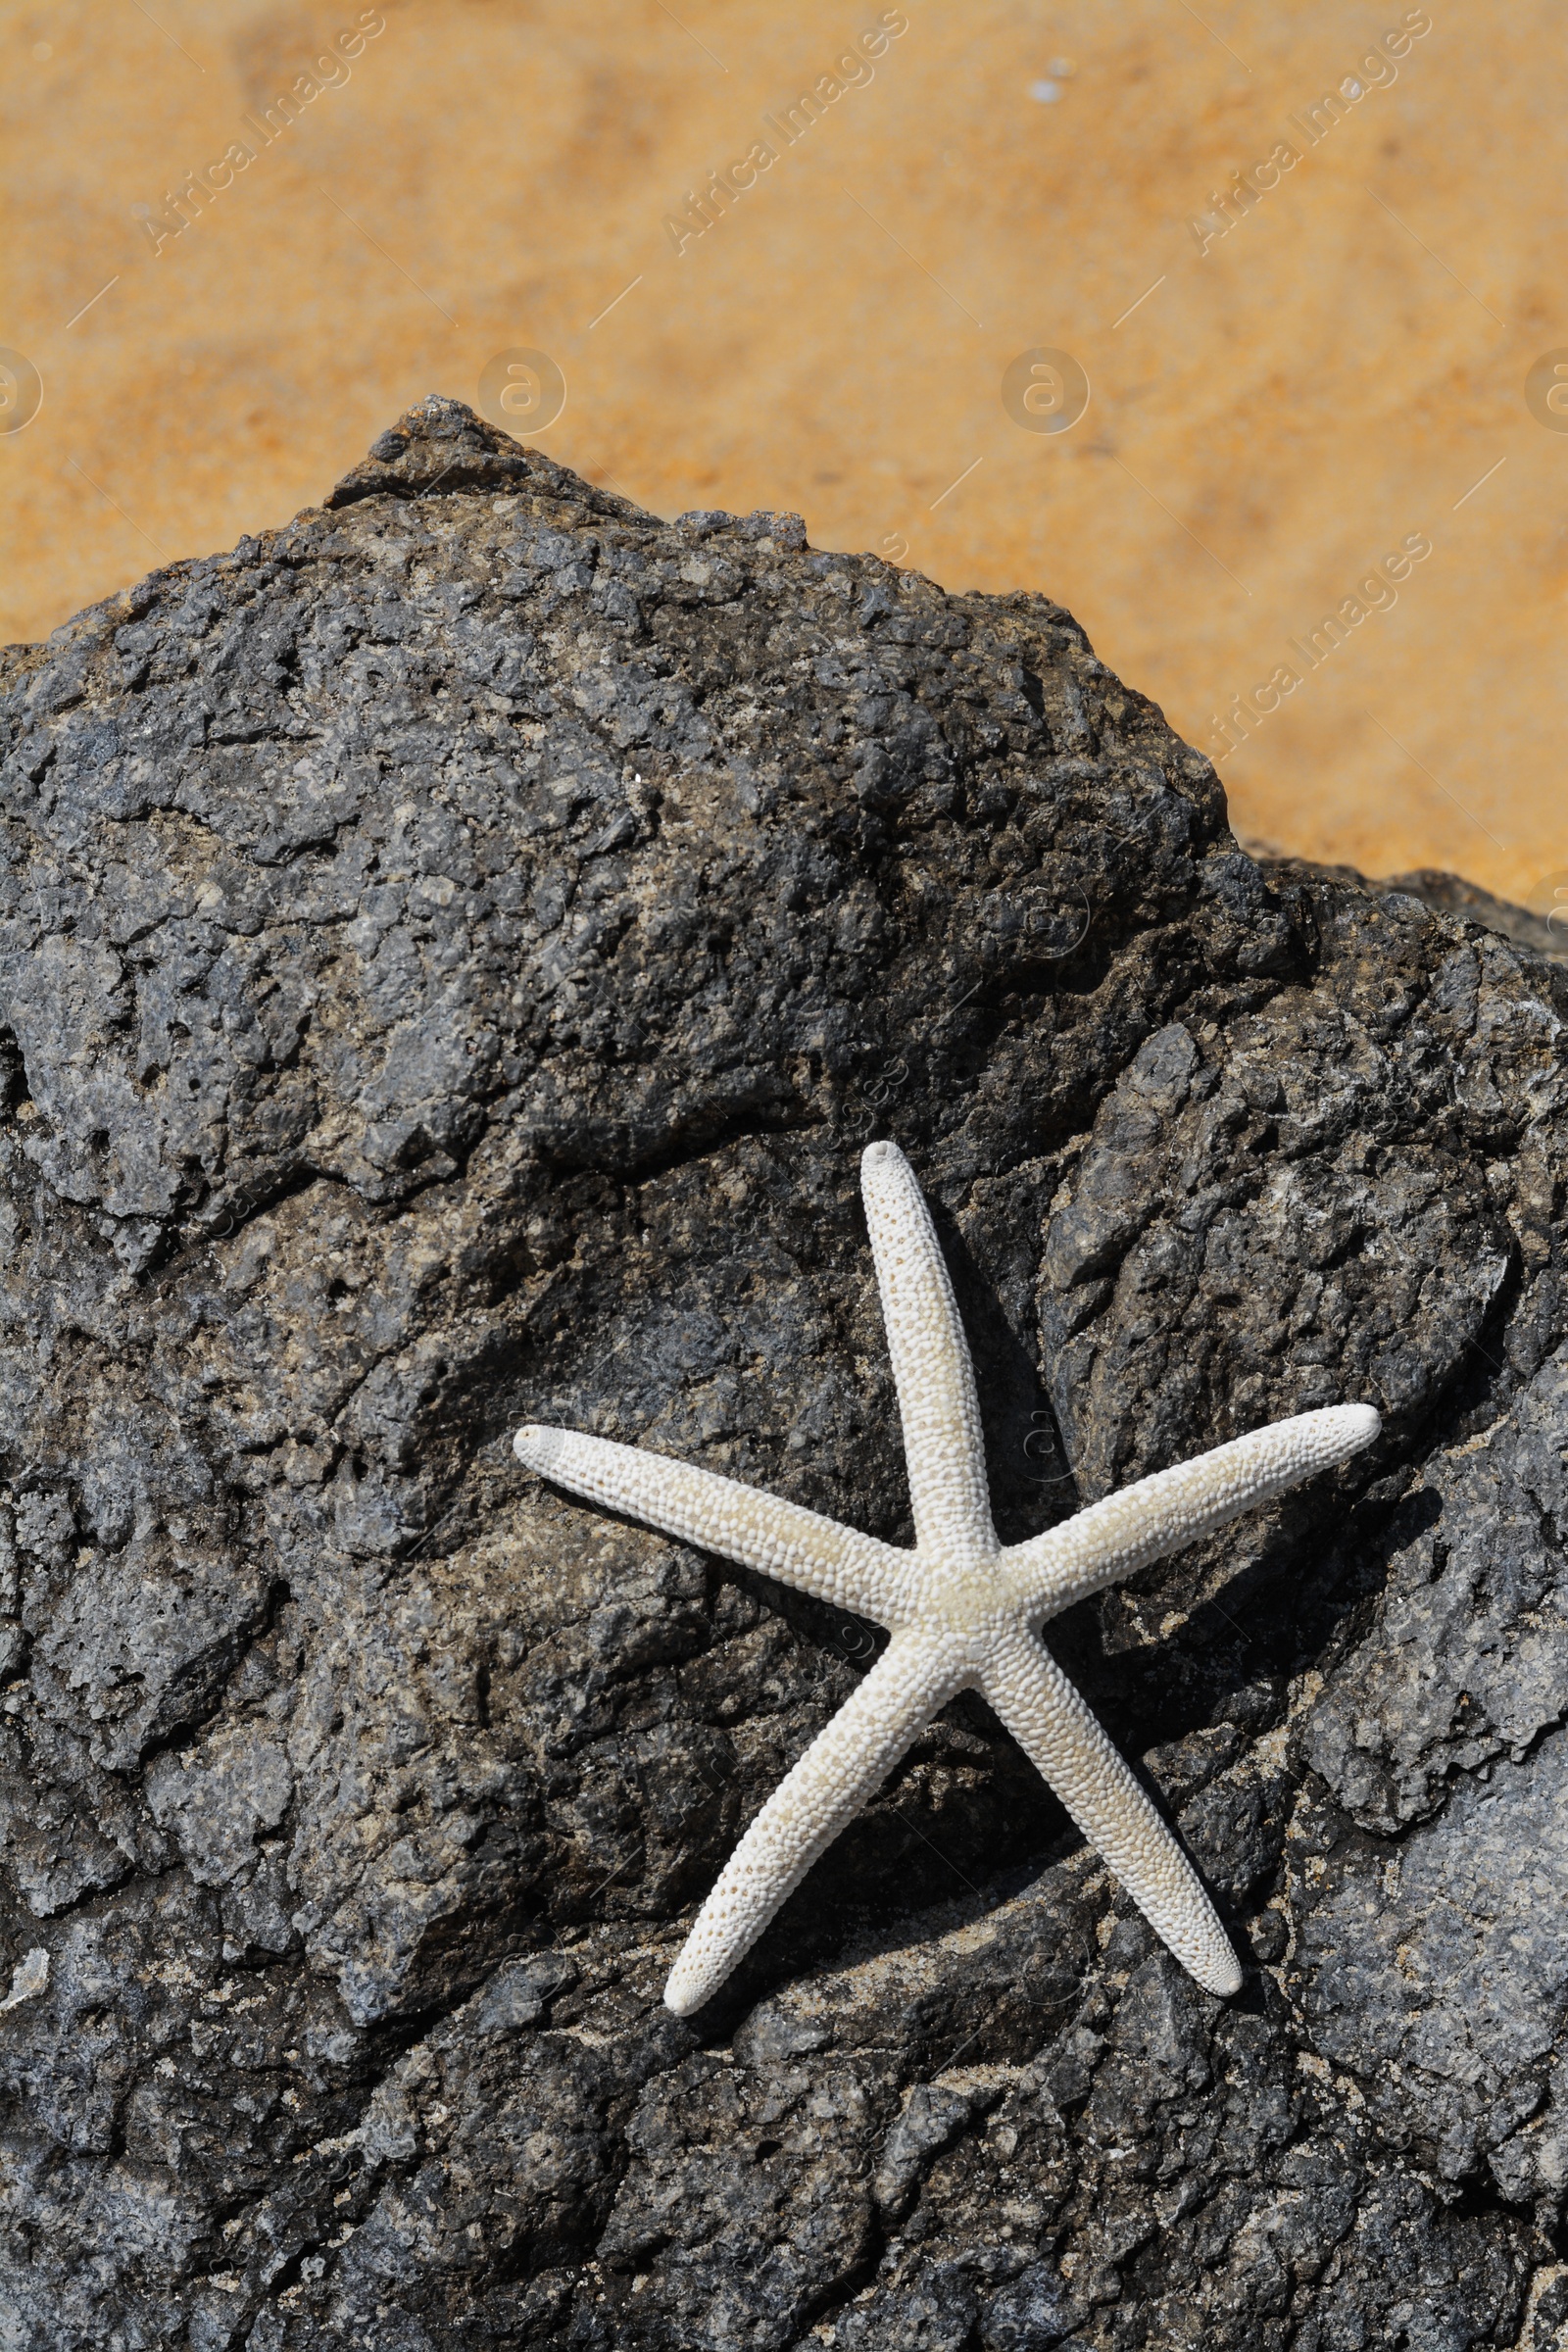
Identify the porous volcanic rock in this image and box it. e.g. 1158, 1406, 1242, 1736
1, 395, 1565, 2350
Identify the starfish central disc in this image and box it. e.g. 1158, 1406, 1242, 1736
514, 1139, 1381, 2014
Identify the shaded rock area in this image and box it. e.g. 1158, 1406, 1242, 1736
0, 394, 1566, 2348
1378, 870, 1566, 969
1261, 858, 1568, 971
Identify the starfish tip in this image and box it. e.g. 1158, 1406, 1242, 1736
1342, 1401, 1383, 1448
513, 1423, 564, 1474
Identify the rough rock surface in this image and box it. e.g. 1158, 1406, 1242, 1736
1, 395, 1566, 2349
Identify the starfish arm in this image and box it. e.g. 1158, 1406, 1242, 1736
663, 1626, 965, 2015
514, 1425, 902, 1618
980, 1627, 1242, 1997
1001, 1402, 1382, 1624
860, 1141, 997, 1561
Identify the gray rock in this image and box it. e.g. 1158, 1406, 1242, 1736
1276, 858, 1568, 968
0, 393, 1565, 2346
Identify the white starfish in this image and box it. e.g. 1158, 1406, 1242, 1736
514, 1140, 1380, 2014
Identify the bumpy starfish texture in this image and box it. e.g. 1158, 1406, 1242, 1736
515, 1141, 1381, 2015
